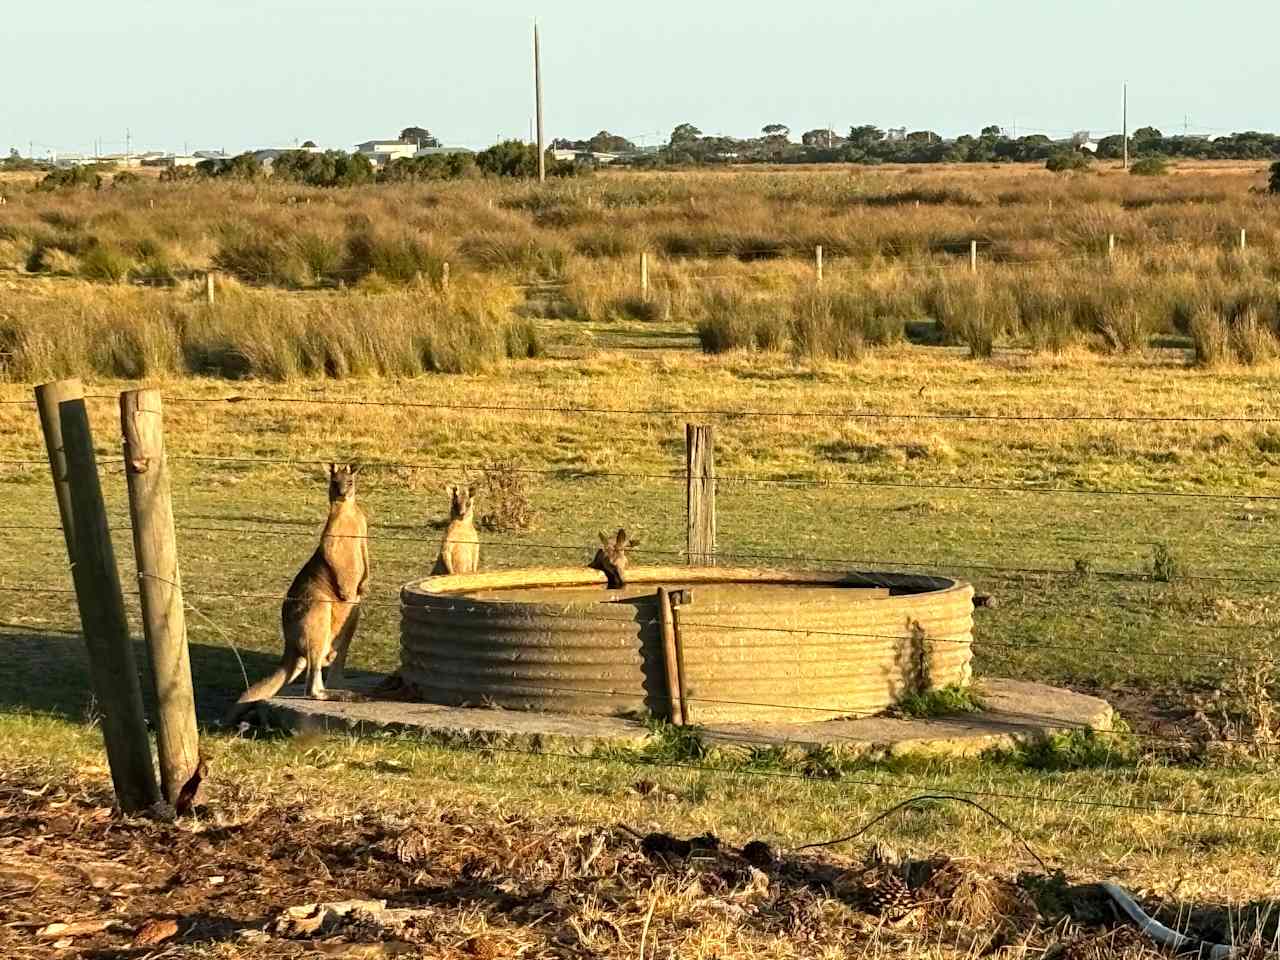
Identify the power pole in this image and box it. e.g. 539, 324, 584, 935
534, 21, 546, 183
1122, 83, 1128, 170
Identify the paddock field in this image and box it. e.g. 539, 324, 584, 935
2, 163, 1280, 954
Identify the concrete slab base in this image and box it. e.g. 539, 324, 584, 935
257, 677, 1113, 760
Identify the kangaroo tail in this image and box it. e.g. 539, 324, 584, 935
224, 656, 304, 725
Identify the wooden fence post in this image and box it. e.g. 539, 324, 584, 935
815, 245, 824, 286
686, 424, 716, 566
970, 240, 978, 275
35, 379, 160, 813
1108, 234, 1116, 258
121, 389, 200, 806
1241, 228, 1248, 251
640, 252, 650, 301
442, 261, 451, 291
205, 272, 215, 306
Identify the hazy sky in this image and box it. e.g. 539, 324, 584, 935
6, 0, 1276, 157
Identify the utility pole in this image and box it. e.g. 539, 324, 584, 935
125, 128, 132, 161
1122, 83, 1128, 170
534, 21, 546, 183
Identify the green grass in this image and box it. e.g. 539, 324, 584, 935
895, 683, 986, 719
3, 331, 1280, 901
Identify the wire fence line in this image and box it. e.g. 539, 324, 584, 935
4, 512, 1280, 588
99, 394, 1280, 426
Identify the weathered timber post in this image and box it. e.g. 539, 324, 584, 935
121, 389, 200, 806
815, 245, 824, 286
442, 261, 451, 291
970, 240, 978, 275
35, 379, 160, 813
1108, 234, 1116, 258
656, 587, 683, 724
640, 252, 650, 301
686, 424, 716, 566
205, 272, 215, 306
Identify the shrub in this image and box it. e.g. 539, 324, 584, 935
37, 166, 103, 191
696, 289, 785, 354
475, 140, 576, 179
159, 165, 197, 183
1271, 161, 1280, 195
78, 243, 134, 283
344, 230, 443, 285
1130, 156, 1170, 177
1150, 542, 1183, 582
1229, 309, 1279, 365
112, 171, 142, 188
1189, 307, 1232, 367
1045, 150, 1091, 174
475, 460, 536, 532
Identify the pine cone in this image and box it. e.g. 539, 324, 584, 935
863, 871, 918, 921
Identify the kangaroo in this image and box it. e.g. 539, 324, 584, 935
227, 464, 369, 723
589, 529, 640, 589
432, 485, 480, 575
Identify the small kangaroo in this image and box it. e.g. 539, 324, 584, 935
432, 485, 480, 575
589, 529, 640, 589
227, 464, 369, 722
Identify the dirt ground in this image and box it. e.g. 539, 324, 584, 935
4, 766, 1275, 960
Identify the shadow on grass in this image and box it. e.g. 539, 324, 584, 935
0, 629, 280, 724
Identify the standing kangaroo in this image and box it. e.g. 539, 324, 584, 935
432, 485, 480, 575
589, 529, 640, 589
227, 464, 369, 722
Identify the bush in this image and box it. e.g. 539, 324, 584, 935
274, 150, 374, 187
696, 289, 785, 354
78, 243, 134, 283
37, 166, 103, 191
475, 460, 536, 532
475, 140, 577, 179
1045, 150, 1091, 173
1130, 156, 1170, 177
159, 165, 197, 183
112, 171, 142, 188
1270, 161, 1280, 195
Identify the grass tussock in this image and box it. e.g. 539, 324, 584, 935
0, 280, 537, 381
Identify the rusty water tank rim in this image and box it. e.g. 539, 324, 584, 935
401, 565, 965, 613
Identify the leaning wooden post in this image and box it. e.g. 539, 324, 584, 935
1240, 228, 1247, 251
686, 424, 716, 566
204, 272, 215, 306
640, 251, 650, 301
441, 261, 451, 291
35, 379, 160, 813
815, 245, 824, 286
121, 389, 199, 806
970, 240, 978, 275
1108, 234, 1116, 258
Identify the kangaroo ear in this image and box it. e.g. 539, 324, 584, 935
598, 531, 611, 547
615, 529, 628, 547
468, 486, 477, 499
446, 484, 456, 497
328, 462, 338, 476
349, 462, 362, 476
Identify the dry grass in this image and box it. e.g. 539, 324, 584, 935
1, 162, 1277, 370
0, 277, 539, 380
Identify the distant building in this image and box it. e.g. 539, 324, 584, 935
161, 155, 200, 168
355, 140, 417, 164
413, 145, 475, 158
551, 148, 620, 165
